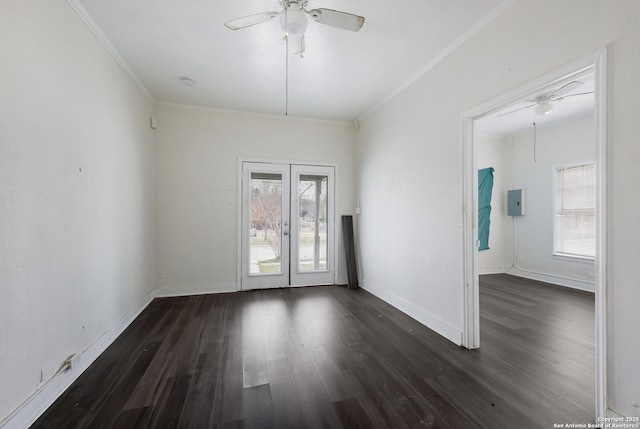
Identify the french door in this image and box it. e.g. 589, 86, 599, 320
241, 162, 335, 290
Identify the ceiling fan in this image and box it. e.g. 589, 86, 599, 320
499, 80, 594, 117
224, 0, 365, 54
225, 0, 364, 115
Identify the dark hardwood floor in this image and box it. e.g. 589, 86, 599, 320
32, 274, 595, 428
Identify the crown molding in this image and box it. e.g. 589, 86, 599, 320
67, 0, 155, 103
154, 101, 354, 127
358, 0, 517, 122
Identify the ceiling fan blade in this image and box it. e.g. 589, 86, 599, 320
497, 103, 537, 117
307, 8, 365, 32
550, 80, 584, 97
224, 11, 280, 30
554, 91, 595, 101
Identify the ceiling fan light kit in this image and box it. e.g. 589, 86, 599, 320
281, 4, 307, 36
534, 100, 553, 116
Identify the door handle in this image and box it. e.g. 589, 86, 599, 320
283, 231, 289, 236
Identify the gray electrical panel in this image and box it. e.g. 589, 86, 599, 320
507, 189, 524, 216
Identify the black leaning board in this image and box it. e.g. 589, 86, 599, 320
341, 215, 359, 289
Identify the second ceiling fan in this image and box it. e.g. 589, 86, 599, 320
500, 80, 594, 117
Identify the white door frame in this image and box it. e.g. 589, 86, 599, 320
461, 48, 608, 419
237, 158, 339, 291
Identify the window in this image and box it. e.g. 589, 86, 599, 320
554, 163, 595, 259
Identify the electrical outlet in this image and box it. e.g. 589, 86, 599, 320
61, 354, 77, 373
70, 354, 80, 371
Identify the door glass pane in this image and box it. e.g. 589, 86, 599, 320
297, 174, 328, 272
250, 172, 282, 275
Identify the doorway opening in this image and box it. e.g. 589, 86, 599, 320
462, 49, 608, 419
240, 161, 336, 290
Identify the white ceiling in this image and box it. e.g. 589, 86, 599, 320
75, 0, 512, 121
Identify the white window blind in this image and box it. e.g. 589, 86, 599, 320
554, 163, 595, 258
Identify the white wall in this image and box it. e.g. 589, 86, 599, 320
153, 105, 357, 295
477, 134, 514, 273
0, 0, 155, 425
0, 2, 355, 423
357, 0, 639, 417
507, 116, 596, 291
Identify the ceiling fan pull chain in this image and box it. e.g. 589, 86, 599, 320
284, 8, 289, 116
533, 120, 537, 163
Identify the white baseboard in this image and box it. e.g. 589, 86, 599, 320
478, 267, 507, 275
360, 279, 462, 346
504, 267, 595, 293
607, 409, 625, 418
605, 408, 640, 423
1, 289, 156, 429
155, 283, 238, 297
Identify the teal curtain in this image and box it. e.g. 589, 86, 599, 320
478, 167, 494, 251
